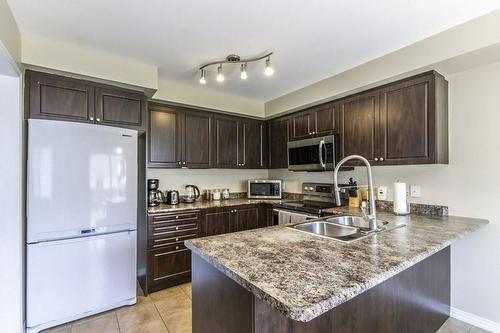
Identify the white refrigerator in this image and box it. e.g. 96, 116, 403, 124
26, 119, 138, 333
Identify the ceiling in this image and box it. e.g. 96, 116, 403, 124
7, 0, 500, 101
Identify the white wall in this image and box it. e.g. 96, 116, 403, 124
147, 168, 268, 194
0, 74, 23, 333
21, 33, 158, 90
265, 9, 500, 116
0, 0, 21, 74
270, 61, 500, 324
153, 78, 265, 118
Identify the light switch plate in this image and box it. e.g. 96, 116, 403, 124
410, 185, 421, 198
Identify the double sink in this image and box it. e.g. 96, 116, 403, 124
290, 215, 405, 243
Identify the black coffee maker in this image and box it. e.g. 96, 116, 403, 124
148, 179, 164, 207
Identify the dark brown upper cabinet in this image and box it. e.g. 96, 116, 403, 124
339, 71, 448, 166
339, 91, 380, 165
312, 102, 338, 136
290, 102, 338, 141
95, 86, 146, 130
268, 116, 290, 169
238, 119, 267, 169
148, 104, 182, 168
291, 111, 312, 140
213, 115, 239, 168
183, 110, 212, 168
378, 72, 448, 165
26, 70, 95, 123
25, 70, 146, 131
148, 103, 212, 168
213, 114, 266, 169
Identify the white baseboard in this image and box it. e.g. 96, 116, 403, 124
451, 307, 500, 332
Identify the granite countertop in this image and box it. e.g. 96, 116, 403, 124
185, 210, 488, 322
148, 198, 289, 214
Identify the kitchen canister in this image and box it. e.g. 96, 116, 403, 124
393, 182, 410, 215
212, 189, 221, 201
222, 188, 230, 200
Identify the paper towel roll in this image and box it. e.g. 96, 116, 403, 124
393, 182, 409, 215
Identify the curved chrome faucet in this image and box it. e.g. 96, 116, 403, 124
333, 155, 377, 231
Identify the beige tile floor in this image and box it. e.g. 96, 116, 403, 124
42, 283, 192, 333
42, 283, 489, 333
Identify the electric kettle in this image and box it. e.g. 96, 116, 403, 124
184, 185, 200, 203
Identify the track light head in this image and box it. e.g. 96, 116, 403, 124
216, 65, 224, 82
264, 57, 274, 76
240, 63, 248, 80
199, 69, 206, 84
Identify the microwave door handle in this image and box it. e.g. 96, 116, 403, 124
318, 139, 326, 169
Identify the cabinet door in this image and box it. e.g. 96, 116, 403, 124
313, 103, 338, 136
260, 204, 275, 228
234, 206, 259, 231
213, 116, 239, 168
183, 110, 212, 168
148, 246, 191, 286
240, 120, 266, 169
95, 87, 146, 130
27, 71, 95, 123
291, 111, 312, 140
268, 117, 290, 169
148, 104, 182, 168
379, 75, 434, 165
203, 209, 233, 236
339, 91, 379, 164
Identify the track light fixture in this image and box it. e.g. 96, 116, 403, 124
198, 52, 274, 84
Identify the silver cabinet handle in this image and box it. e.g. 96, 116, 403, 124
178, 161, 181, 165
308, 132, 312, 135
374, 157, 379, 161
380, 157, 384, 161
175, 215, 179, 219
90, 116, 94, 121
176, 246, 179, 250
175, 226, 179, 230
96, 118, 101, 122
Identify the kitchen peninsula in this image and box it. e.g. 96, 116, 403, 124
185, 210, 487, 333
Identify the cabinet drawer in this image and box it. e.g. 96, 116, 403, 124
149, 232, 198, 250
149, 211, 199, 225
148, 247, 192, 285
149, 222, 198, 237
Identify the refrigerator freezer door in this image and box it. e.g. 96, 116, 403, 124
27, 119, 138, 243
26, 231, 137, 331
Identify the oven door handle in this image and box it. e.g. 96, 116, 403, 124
318, 139, 326, 169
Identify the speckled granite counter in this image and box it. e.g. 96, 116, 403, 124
147, 198, 289, 214
185, 211, 487, 322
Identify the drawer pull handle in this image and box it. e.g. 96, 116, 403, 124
176, 245, 179, 250
176, 226, 179, 230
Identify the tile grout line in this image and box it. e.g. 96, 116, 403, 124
115, 310, 122, 333
153, 301, 172, 333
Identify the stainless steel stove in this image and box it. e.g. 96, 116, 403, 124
273, 183, 348, 224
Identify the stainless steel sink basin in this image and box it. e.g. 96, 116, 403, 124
290, 215, 404, 243
294, 221, 359, 238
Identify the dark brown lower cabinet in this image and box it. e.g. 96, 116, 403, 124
147, 210, 200, 292
148, 245, 192, 292
234, 206, 260, 231
202, 208, 234, 236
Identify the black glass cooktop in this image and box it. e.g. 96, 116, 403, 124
274, 200, 337, 216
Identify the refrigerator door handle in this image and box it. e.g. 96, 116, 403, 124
34, 230, 134, 246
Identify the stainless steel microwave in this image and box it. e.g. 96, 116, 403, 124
287, 135, 340, 171
247, 180, 282, 199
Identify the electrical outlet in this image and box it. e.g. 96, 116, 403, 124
377, 186, 387, 200
410, 185, 421, 198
